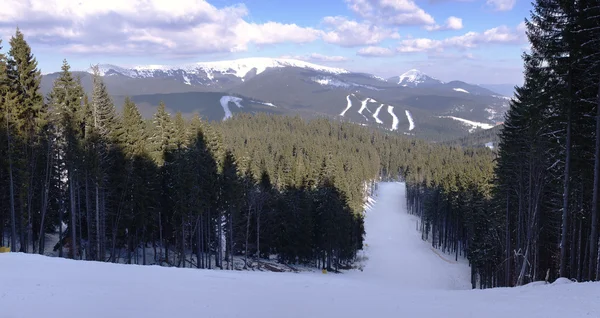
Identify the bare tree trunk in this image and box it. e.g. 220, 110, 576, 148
218, 211, 223, 269
229, 210, 234, 270
245, 204, 252, 268
69, 170, 77, 259
560, 111, 572, 278
6, 115, 17, 251
590, 79, 600, 280
158, 211, 163, 263
95, 183, 101, 261
505, 191, 511, 286
38, 137, 52, 255
85, 174, 92, 260
256, 208, 260, 259
78, 185, 83, 260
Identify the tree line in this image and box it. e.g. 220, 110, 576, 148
406, 0, 600, 288
0, 28, 504, 275
0, 29, 373, 270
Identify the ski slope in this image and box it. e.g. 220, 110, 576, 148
1, 183, 599, 318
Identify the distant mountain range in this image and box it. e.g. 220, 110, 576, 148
40, 58, 513, 140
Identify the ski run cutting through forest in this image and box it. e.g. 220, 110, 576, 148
1, 183, 599, 318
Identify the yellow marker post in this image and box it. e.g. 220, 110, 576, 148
322, 269, 327, 274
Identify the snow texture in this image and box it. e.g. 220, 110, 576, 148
439, 116, 494, 133
93, 58, 349, 79
340, 95, 353, 116
219, 96, 243, 120
453, 88, 469, 93
1, 183, 598, 317
358, 98, 375, 121
485, 142, 494, 149
1, 183, 599, 318
397, 69, 426, 85
373, 104, 384, 124
404, 110, 415, 131
387, 106, 399, 131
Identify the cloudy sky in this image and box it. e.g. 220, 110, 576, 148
0, 0, 530, 84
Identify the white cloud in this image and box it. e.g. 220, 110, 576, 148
357, 46, 395, 57
425, 16, 464, 31
397, 23, 526, 52
322, 16, 400, 47
486, 0, 516, 11
345, 0, 436, 26
0, 0, 322, 56
397, 38, 443, 52
280, 53, 349, 63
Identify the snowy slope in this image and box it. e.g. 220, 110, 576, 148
439, 116, 494, 133
390, 69, 442, 87
93, 58, 349, 79
2, 183, 599, 318
405, 110, 415, 131
373, 104, 384, 124
219, 96, 243, 120
340, 94, 353, 116
387, 106, 399, 131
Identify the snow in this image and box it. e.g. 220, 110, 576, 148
219, 96, 243, 120
96, 58, 350, 79
182, 74, 191, 85
439, 116, 494, 133
397, 69, 426, 85
485, 142, 494, 149
404, 110, 415, 131
340, 95, 353, 116
2, 182, 599, 318
453, 88, 469, 93
312, 77, 382, 90
312, 76, 350, 88
493, 95, 512, 100
387, 106, 399, 131
373, 104, 384, 124
358, 98, 375, 121
485, 107, 497, 121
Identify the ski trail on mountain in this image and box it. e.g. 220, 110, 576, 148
340, 95, 352, 116
373, 104, 384, 124
353, 182, 471, 290
387, 106, 399, 131
405, 110, 415, 131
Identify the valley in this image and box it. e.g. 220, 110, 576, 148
40, 58, 510, 140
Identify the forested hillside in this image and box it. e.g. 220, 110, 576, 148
406, 0, 600, 288
0, 29, 495, 273
3, 0, 599, 291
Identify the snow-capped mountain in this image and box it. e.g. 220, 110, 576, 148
41, 58, 511, 139
90, 58, 350, 88
387, 69, 443, 87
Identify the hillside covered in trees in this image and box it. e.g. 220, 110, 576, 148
3, 0, 600, 291
0, 28, 500, 276
406, 0, 600, 288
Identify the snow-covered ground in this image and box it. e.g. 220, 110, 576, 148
387, 106, 399, 131
219, 96, 243, 120
1, 183, 599, 318
372, 104, 384, 124
340, 94, 353, 116
405, 110, 415, 131
439, 116, 494, 132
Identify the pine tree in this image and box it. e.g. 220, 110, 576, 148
5, 28, 45, 252
47, 59, 84, 258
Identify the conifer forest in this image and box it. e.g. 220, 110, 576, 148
1, 0, 600, 290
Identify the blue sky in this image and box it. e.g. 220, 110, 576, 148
0, 0, 531, 84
